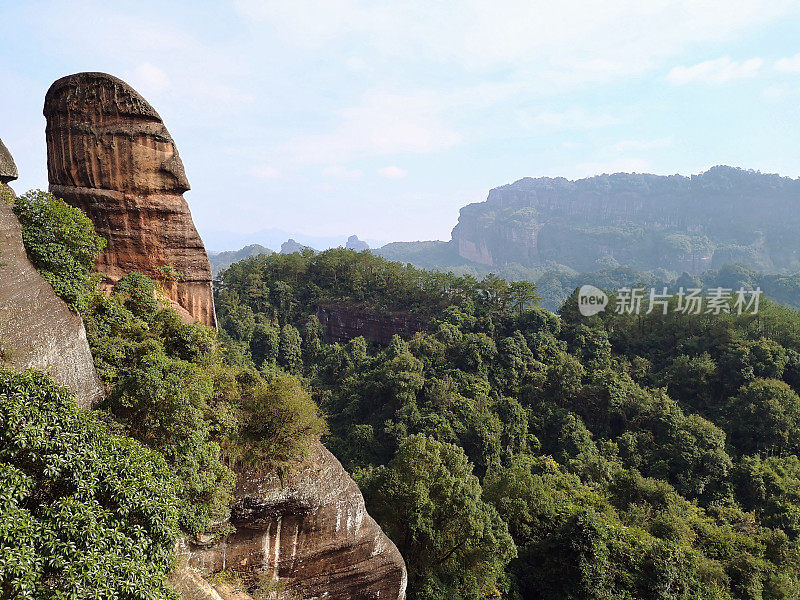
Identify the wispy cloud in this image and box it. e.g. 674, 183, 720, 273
775, 53, 800, 72
278, 91, 462, 165
128, 63, 170, 94
250, 165, 281, 179
234, 0, 793, 88
378, 166, 407, 179
667, 56, 763, 84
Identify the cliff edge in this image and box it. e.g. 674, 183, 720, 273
181, 442, 407, 600
0, 138, 103, 408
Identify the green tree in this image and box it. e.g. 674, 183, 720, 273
113, 271, 159, 321
13, 190, 105, 312
235, 374, 327, 468
107, 352, 234, 533
728, 378, 800, 456
364, 435, 516, 600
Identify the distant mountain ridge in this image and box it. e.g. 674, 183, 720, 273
380, 166, 800, 275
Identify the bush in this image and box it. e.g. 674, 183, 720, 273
236, 374, 328, 468
13, 190, 105, 313
0, 368, 180, 599
108, 351, 234, 533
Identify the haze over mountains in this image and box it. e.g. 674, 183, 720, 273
379, 166, 800, 273
214, 167, 800, 291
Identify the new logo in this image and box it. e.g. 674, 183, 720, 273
578, 285, 608, 316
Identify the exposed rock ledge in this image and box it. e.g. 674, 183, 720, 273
180, 441, 407, 600
0, 139, 103, 408
316, 303, 428, 346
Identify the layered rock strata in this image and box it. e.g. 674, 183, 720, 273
0, 138, 103, 408
181, 442, 407, 600
316, 303, 428, 345
43, 72, 216, 328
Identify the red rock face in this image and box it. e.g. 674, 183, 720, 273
0, 139, 103, 408
181, 442, 407, 600
316, 303, 428, 345
43, 72, 216, 328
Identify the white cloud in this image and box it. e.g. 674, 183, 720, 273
250, 165, 281, 179
378, 166, 407, 179
235, 0, 793, 87
775, 53, 800, 72
39, 4, 255, 116
762, 85, 789, 102
322, 165, 364, 180
667, 56, 763, 84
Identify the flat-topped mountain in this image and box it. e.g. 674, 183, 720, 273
381, 167, 800, 275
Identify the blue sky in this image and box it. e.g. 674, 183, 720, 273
2, 0, 800, 249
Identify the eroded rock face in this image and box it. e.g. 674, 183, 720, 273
0, 138, 18, 183
180, 442, 407, 600
0, 139, 103, 408
316, 303, 428, 345
43, 72, 216, 328
450, 168, 800, 273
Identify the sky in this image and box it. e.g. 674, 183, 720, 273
1, 0, 800, 250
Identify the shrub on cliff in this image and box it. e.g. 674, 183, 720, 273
234, 373, 328, 468
108, 351, 234, 534
12, 190, 105, 313
0, 368, 180, 599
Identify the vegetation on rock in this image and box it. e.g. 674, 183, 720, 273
5, 190, 327, 594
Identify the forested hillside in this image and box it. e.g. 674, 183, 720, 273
217, 248, 800, 600
1, 191, 326, 599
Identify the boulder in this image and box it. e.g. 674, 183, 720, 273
180, 442, 407, 600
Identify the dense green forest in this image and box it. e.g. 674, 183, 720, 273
1, 191, 325, 599
535, 264, 800, 312
217, 248, 800, 600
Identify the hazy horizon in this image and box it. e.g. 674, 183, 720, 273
3, 0, 800, 245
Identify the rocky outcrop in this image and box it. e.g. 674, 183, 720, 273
43, 72, 216, 328
449, 167, 800, 273
316, 303, 428, 345
180, 442, 407, 600
0, 138, 103, 409
345, 235, 369, 251
280, 239, 312, 254
0, 138, 18, 183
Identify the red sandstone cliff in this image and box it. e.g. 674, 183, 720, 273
39, 74, 407, 599
316, 303, 428, 345
180, 442, 407, 600
0, 138, 103, 408
43, 72, 216, 328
